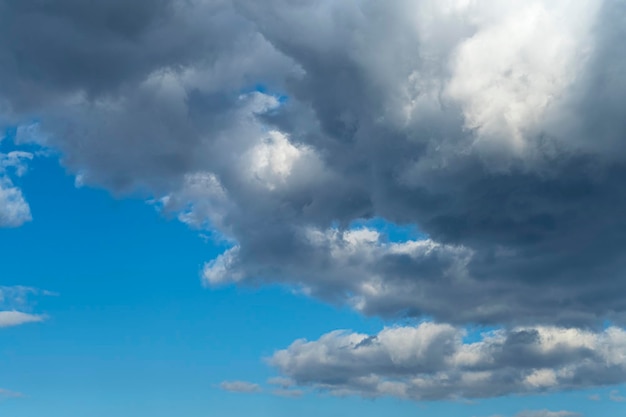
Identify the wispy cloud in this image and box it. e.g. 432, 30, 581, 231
219, 381, 262, 394
0, 388, 23, 399
272, 389, 304, 398
609, 390, 626, 402
0, 286, 52, 328
0, 310, 45, 328
514, 411, 581, 417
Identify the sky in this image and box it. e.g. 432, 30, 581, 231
1, 1, 626, 416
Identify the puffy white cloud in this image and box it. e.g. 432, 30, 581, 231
270, 323, 626, 400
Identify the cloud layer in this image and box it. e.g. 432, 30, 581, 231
1, 0, 623, 327
2, 2, 626, 403
270, 323, 626, 400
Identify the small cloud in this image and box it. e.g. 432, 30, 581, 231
219, 381, 262, 394
272, 388, 304, 398
515, 411, 581, 417
0, 285, 55, 309
0, 388, 23, 399
588, 394, 601, 401
0, 311, 45, 328
609, 390, 626, 402
267, 376, 294, 389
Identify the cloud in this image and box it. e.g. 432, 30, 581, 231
0, 178, 31, 227
513, 411, 580, 417
272, 388, 304, 398
219, 380, 262, 394
0, 0, 626, 329
267, 376, 295, 389
269, 323, 626, 400
609, 390, 626, 402
0, 285, 52, 309
0, 311, 45, 328
0, 388, 23, 399
0, 151, 33, 227
268, 377, 303, 397
0, 286, 51, 327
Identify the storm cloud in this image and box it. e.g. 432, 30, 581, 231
1, 1, 626, 397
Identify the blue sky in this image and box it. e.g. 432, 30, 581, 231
2, 1, 626, 416
1, 150, 624, 417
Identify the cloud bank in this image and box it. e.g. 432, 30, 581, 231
270, 323, 626, 400
2, 0, 626, 401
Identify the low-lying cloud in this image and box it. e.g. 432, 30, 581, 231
270, 323, 626, 400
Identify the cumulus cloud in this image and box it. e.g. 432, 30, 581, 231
219, 381, 262, 394
269, 323, 626, 400
1, 0, 626, 329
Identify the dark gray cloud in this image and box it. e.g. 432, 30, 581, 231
269, 323, 626, 400
1, 0, 626, 329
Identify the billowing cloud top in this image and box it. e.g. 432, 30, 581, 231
2, 0, 626, 333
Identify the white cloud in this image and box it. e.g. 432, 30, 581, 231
446, 0, 599, 153
0, 178, 31, 227
0, 286, 52, 328
270, 323, 626, 400
0, 151, 33, 228
0, 311, 45, 328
